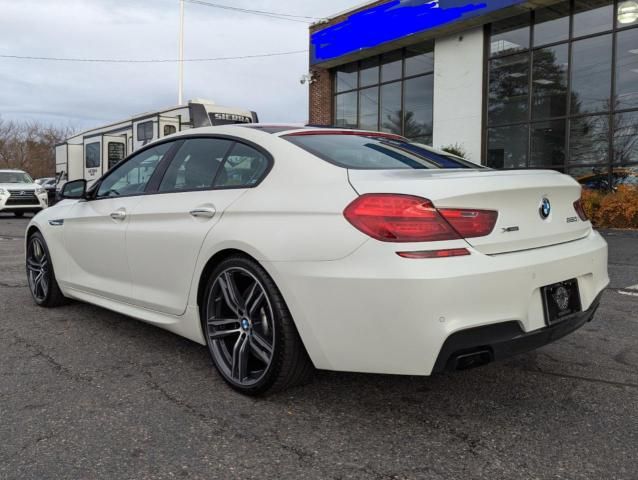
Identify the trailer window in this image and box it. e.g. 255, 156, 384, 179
85, 143, 100, 168
107, 143, 125, 169
137, 121, 154, 142
164, 125, 177, 136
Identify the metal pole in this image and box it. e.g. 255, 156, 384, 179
178, 0, 184, 105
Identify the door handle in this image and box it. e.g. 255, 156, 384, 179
110, 209, 127, 221
189, 207, 216, 219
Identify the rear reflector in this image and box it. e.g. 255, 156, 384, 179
343, 194, 498, 242
573, 199, 588, 221
397, 248, 470, 259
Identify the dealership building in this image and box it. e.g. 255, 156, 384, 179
308, 0, 638, 182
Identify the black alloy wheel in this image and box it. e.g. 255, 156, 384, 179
203, 256, 313, 395
26, 232, 67, 307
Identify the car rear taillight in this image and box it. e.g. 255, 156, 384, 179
343, 194, 460, 242
343, 194, 498, 243
573, 198, 588, 221
438, 208, 499, 239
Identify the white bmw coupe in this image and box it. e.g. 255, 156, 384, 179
26, 125, 609, 395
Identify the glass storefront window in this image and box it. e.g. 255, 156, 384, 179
403, 76, 434, 144
486, 1, 637, 175
534, 2, 570, 46
530, 120, 566, 167
335, 92, 357, 128
614, 110, 638, 164
381, 51, 403, 83
491, 14, 530, 56
380, 82, 402, 134
571, 34, 613, 114
405, 42, 434, 77
569, 115, 610, 164
359, 87, 379, 131
336, 64, 358, 93
360, 58, 380, 88
532, 44, 569, 119
615, 28, 638, 110
487, 125, 529, 168
332, 45, 434, 142
488, 53, 529, 125
574, 0, 614, 37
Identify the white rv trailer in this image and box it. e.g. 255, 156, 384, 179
55, 99, 257, 186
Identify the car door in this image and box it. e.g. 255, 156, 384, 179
62, 142, 174, 302
125, 137, 271, 315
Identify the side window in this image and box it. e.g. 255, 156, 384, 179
159, 138, 233, 193
97, 143, 171, 198
137, 121, 154, 142
214, 143, 269, 188
85, 142, 100, 168
164, 125, 177, 136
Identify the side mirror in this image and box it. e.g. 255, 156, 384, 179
61, 179, 87, 199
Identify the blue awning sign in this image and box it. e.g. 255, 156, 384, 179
311, 0, 526, 64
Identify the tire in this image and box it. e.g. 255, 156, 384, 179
26, 231, 68, 307
202, 255, 314, 395
14, 212, 24, 218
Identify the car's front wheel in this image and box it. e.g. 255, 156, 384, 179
202, 255, 313, 395
26, 232, 67, 307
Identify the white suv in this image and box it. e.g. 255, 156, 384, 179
0, 169, 48, 217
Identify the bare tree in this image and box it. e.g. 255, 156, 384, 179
0, 118, 76, 178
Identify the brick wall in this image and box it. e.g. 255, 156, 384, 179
308, 68, 333, 126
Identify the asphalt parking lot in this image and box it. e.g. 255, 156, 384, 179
1, 214, 637, 480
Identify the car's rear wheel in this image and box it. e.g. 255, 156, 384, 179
202, 255, 313, 395
26, 232, 67, 307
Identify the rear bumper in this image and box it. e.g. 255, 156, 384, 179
432, 291, 603, 373
265, 229, 609, 376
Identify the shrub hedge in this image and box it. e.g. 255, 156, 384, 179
581, 186, 638, 229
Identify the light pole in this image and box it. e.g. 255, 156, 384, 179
178, 0, 184, 105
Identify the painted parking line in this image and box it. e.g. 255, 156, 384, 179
618, 284, 638, 297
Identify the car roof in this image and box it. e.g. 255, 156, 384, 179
158, 124, 480, 164
0, 169, 26, 173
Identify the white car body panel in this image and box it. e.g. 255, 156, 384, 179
126, 189, 246, 315
348, 168, 590, 254
27, 126, 610, 376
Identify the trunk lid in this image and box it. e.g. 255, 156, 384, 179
347, 169, 590, 255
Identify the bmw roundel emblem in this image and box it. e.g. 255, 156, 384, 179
539, 197, 551, 220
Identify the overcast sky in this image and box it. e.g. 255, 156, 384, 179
0, 0, 359, 130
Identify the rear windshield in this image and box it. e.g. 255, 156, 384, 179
284, 134, 481, 170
